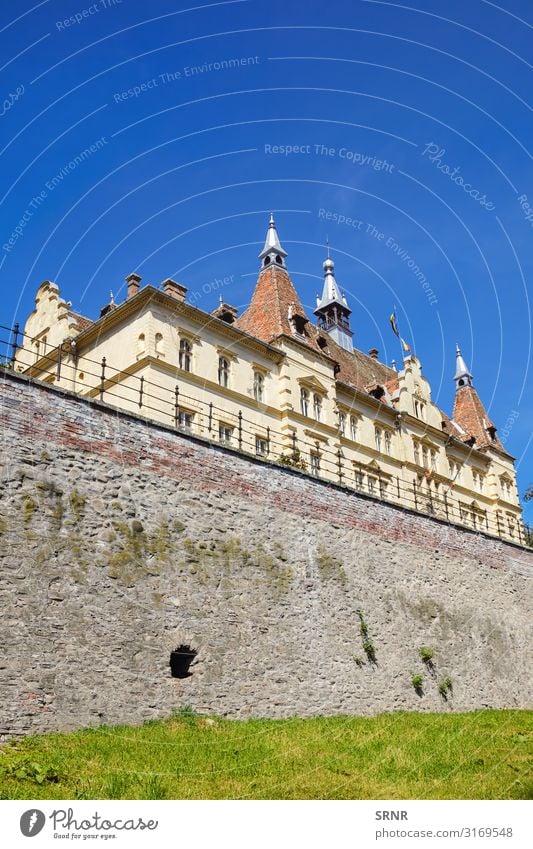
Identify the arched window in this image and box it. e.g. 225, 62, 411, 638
253, 371, 264, 402
218, 357, 229, 387
313, 393, 322, 421
300, 388, 309, 417
137, 333, 146, 355
179, 339, 192, 372
155, 333, 164, 356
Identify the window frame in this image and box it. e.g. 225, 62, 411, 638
179, 338, 192, 372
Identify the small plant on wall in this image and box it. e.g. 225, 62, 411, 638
418, 646, 435, 666
438, 677, 453, 699
357, 610, 376, 663
278, 449, 308, 470
411, 673, 424, 695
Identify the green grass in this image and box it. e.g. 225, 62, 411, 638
0, 711, 531, 800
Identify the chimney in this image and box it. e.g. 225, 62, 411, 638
126, 272, 141, 299
162, 278, 187, 302
368, 347, 379, 360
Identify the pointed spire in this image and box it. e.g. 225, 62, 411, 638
454, 343, 473, 389
258, 214, 288, 269
316, 255, 350, 312
314, 251, 353, 352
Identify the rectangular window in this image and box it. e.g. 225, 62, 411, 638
219, 424, 233, 444
430, 450, 437, 471
350, 416, 358, 441
218, 357, 230, 387
179, 339, 192, 372
414, 441, 420, 466
367, 476, 376, 495
422, 445, 429, 469
313, 393, 322, 422
338, 411, 346, 436
375, 427, 382, 453
354, 470, 364, 490
384, 431, 391, 455
300, 388, 309, 417
255, 436, 268, 457
310, 452, 320, 477
253, 372, 264, 402
178, 411, 194, 431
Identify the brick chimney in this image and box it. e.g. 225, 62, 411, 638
126, 273, 141, 299
162, 278, 187, 302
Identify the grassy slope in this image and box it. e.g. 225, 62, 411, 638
0, 711, 531, 800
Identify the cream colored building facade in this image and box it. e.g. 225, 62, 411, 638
13, 218, 524, 544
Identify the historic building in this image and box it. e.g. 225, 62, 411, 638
13, 216, 523, 542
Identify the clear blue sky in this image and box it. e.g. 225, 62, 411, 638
1, 0, 532, 517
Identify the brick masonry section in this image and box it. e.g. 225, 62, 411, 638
0, 372, 532, 737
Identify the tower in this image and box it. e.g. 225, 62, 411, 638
452, 344, 500, 448
314, 254, 353, 352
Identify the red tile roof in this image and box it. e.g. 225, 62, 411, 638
452, 384, 502, 450
236, 264, 400, 398
69, 311, 93, 332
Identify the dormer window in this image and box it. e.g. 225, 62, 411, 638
291, 314, 308, 336
369, 385, 385, 401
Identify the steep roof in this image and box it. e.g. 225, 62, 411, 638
236, 264, 309, 341
453, 384, 502, 450
236, 264, 398, 396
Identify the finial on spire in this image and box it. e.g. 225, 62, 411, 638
110, 290, 115, 306
259, 214, 288, 269
454, 343, 473, 389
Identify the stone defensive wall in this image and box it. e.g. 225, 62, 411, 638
0, 371, 531, 737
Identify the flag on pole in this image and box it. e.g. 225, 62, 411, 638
390, 310, 411, 353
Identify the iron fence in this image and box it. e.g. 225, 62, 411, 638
0, 323, 528, 548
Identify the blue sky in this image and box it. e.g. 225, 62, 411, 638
1, 0, 532, 516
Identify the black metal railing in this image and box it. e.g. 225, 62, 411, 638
0, 323, 527, 548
